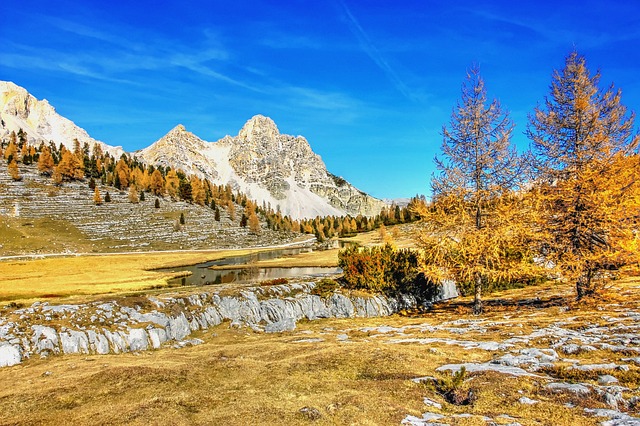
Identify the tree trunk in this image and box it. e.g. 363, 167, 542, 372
473, 274, 483, 315
576, 268, 594, 301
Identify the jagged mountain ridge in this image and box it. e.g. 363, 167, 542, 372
0, 80, 385, 220
0, 81, 124, 158
139, 116, 385, 220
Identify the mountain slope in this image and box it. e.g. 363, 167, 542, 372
0, 81, 385, 220
0, 81, 124, 158
138, 116, 385, 220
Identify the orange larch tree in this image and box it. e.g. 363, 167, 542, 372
527, 51, 640, 299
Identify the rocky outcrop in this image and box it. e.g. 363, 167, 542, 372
138, 115, 386, 220
0, 281, 457, 367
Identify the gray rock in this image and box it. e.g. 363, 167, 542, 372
571, 363, 620, 372
437, 362, 538, 377
518, 397, 539, 405
31, 325, 60, 354
86, 330, 110, 354
0, 344, 21, 367
59, 330, 89, 354
546, 382, 591, 396
423, 397, 442, 409
128, 328, 149, 351
402, 412, 445, 425
265, 318, 296, 333
599, 375, 620, 385
147, 328, 168, 349
327, 293, 355, 318
104, 330, 128, 353
168, 313, 190, 340
584, 408, 640, 425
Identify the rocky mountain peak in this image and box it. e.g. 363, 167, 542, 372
0, 80, 124, 158
238, 114, 280, 143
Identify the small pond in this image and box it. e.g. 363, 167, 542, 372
159, 246, 342, 287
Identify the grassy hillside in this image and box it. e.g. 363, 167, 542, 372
0, 163, 298, 256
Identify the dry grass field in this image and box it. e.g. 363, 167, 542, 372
1, 278, 639, 425
0, 247, 285, 304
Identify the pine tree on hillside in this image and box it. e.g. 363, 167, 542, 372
55, 149, 84, 181
214, 207, 221, 222
248, 212, 261, 234
165, 169, 180, 199
227, 199, 235, 221
4, 137, 18, 163
155, 198, 160, 208
8, 159, 21, 181
191, 176, 205, 205
128, 185, 139, 203
114, 158, 130, 189
37, 146, 55, 176
150, 169, 165, 196
93, 187, 103, 205
104, 191, 111, 203
527, 51, 640, 299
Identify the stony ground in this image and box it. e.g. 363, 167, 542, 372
0, 163, 298, 255
0, 279, 639, 425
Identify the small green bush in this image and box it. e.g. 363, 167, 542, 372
426, 367, 476, 406
311, 278, 340, 298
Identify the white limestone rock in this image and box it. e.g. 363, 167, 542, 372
59, 330, 89, 354
128, 329, 149, 352
0, 344, 21, 367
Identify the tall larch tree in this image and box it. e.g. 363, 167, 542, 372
416, 67, 538, 315
150, 169, 165, 196
114, 157, 130, 189
93, 187, 103, 205
4, 137, 18, 162
8, 158, 21, 181
38, 145, 55, 175
55, 148, 84, 181
191, 176, 206, 206
128, 184, 140, 203
165, 169, 180, 199
527, 51, 640, 299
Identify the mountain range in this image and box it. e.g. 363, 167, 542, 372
0, 81, 385, 219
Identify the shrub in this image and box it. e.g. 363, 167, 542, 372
338, 244, 436, 296
260, 278, 288, 286
425, 367, 476, 406
311, 278, 340, 298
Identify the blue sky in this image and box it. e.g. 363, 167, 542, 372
2, 0, 639, 199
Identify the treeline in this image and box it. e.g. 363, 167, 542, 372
298, 198, 423, 242
0, 135, 286, 234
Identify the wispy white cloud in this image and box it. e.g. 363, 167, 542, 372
337, 0, 416, 102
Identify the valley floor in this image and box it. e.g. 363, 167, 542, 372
1, 279, 639, 425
